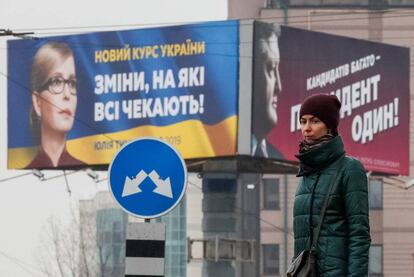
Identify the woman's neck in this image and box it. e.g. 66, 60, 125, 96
40, 129, 67, 167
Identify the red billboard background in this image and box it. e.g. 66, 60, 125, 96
266, 26, 410, 175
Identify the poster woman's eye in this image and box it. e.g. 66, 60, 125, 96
44, 77, 77, 95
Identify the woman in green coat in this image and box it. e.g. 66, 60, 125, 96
293, 93, 371, 276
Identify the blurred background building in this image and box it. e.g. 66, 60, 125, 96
228, 1, 414, 276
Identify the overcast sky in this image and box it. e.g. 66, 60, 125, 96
0, 1, 226, 276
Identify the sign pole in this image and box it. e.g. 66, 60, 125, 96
108, 137, 187, 277
125, 222, 166, 277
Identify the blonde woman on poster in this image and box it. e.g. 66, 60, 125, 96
27, 41, 85, 168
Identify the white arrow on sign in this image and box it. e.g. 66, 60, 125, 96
122, 170, 146, 197
121, 170, 173, 198
148, 170, 173, 198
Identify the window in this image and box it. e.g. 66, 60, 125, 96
262, 244, 279, 275
369, 179, 383, 209
112, 245, 122, 265
268, 0, 414, 8
113, 221, 121, 231
158, 199, 186, 277
112, 221, 123, 243
97, 232, 104, 245
263, 178, 280, 210
369, 245, 383, 276
112, 232, 122, 243
104, 231, 112, 243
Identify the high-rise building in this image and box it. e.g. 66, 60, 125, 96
78, 191, 127, 277
156, 197, 187, 277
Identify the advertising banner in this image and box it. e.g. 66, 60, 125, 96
8, 20, 239, 169
252, 22, 410, 175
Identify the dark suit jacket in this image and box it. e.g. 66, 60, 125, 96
254, 139, 284, 160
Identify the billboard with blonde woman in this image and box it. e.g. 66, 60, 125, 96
8, 20, 239, 169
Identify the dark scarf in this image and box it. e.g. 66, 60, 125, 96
298, 134, 335, 154
296, 134, 336, 176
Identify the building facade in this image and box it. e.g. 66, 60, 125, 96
224, 1, 414, 276
81, 2, 414, 276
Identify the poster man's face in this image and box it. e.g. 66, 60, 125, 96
254, 33, 282, 137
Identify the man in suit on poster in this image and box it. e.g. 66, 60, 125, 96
251, 21, 284, 159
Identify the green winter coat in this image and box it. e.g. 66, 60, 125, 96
293, 136, 371, 277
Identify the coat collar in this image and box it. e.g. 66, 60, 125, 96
296, 135, 345, 176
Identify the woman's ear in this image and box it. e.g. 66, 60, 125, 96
32, 91, 42, 118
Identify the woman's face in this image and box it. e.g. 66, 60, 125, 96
33, 55, 77, 135
300, 115, 329, 142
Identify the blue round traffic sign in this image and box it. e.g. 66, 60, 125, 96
108, 137, 187, 219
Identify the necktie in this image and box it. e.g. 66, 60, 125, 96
255, 142, 266, 157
